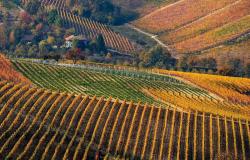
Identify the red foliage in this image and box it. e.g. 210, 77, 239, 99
19, 11, 33, 24
65, 49, 85, 64
35, 23, 43, 32
0, 54, 31, 84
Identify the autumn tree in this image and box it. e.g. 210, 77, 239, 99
0, 24, 8, 49
19, 11, 33, 24
65, 48, 85, 64
65, 0, 74, 7
245, 63, 250, 77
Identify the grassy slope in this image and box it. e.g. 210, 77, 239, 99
112, 0, 179, 17
111, 25, 157, 50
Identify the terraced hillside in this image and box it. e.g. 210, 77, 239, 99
134, 0, 250, 59
0, 81, 249, 159
171, 15, 250, 53
22, 0, 135, 54
162, 0, 250, 44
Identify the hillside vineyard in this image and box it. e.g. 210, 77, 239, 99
0, 81, 249, 159
12, 60, 250, 120
57, 9, 135, 54
135, 0, 250, 56
21, 0, 135, 54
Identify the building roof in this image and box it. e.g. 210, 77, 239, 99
65, 35, 87, 41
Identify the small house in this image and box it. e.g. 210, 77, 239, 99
64, 35, 89, 48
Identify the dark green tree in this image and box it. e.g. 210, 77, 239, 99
140, 46, 176, 69
95, 34, 106, 53
72, 39, 86, 50
25, 0, 40, 15
245, 63, 250, 77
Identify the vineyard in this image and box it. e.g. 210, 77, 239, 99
0, 81, 249, 159
134, 0, 250, 57
162, 0, 250, 44
154, 69, 250, 105
57, 10, 135, 54
0, 54, 31, 84
12, 59, 215, 107
9, 59, 249, 120
134, 0, 238, 33
1, 0, 250, 159
171, 15, 250, 53
196, 36, 250, 67
21, 0, 136, 54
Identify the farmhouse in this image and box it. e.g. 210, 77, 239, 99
64, 35, 89, 48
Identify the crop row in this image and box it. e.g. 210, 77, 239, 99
172, 15, 250, 53
12, 60, 215, 106
162, 0, 250, 44
154, 69, 250, 105
57, 10, 135, 54
0, 81, 249, 159
21, 0, 135, 54
147, 88, 250, 120
135, 0, 238, 33
0, 54, 31, 84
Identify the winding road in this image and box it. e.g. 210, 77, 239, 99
126, 23, 177, 56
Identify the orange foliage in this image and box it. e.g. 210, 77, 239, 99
0, 54, 31, 84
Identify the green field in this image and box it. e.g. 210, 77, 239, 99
12, 59, 212, 106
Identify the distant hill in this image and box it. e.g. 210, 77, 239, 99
134, 0, 250, 65
112, 0, 179, 17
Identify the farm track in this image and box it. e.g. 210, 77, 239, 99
126, 24, 177, 56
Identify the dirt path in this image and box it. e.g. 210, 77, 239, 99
126, 23, 177, 55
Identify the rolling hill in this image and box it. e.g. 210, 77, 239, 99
0, 80, 249, 159
0, 0, 249, 159
11, 59, 250, 119
0, 54, 249, 159
134, 0, 250, 64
